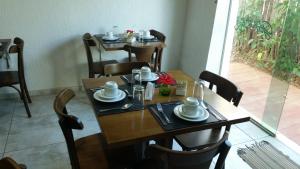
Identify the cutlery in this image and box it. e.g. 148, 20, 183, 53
99, 103, 133, 112
150, 107, 167, 125
121, 75, 130, 83
156, 103, 171, 123
90, 87, 104, 92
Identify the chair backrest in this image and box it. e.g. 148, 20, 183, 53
53, 88, 84, 169
8, 37, 25, 78
150, 30, 166, 72
104, 62, 150, 76
124, 45, 158, 64
0, 157, 23, 169
82, 33, 97, 78
146, 132, 231, 169
200, 70, 243, 106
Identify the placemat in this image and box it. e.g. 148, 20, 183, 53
147, 101, 227, 131
87, 85, 144, 116
94, 34, 160, 44
120, 73, 176, 87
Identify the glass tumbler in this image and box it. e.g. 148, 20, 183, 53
193, 80, 205, 105
131, 69, 141, 95
133, 85, 145, 107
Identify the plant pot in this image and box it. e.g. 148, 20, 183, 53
159, 85, 171, 96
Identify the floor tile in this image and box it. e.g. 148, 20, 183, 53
228, 126, 254, 145
4, 142, 71, 169
0, 135, 7, 154
235, 121, 269, 140
73, 119, 101, 139
13, 95, 56, 119
10, 113, 58, 134
225, 140, 255, 169
5, 125, 65, 152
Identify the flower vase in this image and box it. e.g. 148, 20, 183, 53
159, 84, 171, 96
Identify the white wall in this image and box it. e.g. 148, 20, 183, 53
0, 0, 187, 93
179, 0, 217, 79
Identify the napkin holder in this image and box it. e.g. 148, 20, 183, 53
175, 80, 187, 96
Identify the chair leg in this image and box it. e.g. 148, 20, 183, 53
20, 88, 31, 118
23, 81, 32, 103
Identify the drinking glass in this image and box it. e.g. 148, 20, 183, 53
193, 80, 205, 105
139, 30, 144, 42
131, 69, 141, 95
132, 69, 141, 85
133, 85, 145, 107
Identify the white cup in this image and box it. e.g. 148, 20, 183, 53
182, 97, 200, 117
143, 30, 151, 38
107, 32, 114, 39
104, 81, 118, 97
141, 66, 151, 79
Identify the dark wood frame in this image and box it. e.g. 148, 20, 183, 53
0, 37, 31, 117
82, 33, 118, 78
150, 30, 166, 72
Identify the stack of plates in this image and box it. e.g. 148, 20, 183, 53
93, 89, 126, 103
173, 105, 209, 122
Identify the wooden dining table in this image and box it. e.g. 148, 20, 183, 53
94, 34, 166, 51
82, 70, 250, 149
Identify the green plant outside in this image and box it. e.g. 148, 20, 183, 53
234, 0, 300, 82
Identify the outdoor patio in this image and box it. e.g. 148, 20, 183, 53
227, 62, 300, 145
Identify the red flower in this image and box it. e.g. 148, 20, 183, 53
126, 30, 134, 33
157, 73, 176, 85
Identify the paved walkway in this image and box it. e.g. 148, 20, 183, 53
227, 62, 300, 145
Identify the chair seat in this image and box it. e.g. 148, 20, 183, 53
93, 60, 118, 75
175, 128, 225, 150
75, 133, 136, 169
0, 71, 19, 87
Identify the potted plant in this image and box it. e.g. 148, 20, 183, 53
157, 73, 176, 96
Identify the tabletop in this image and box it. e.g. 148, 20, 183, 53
94, 34, 166, 51
82, 70, 250, 147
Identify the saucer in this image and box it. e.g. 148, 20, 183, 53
93, 89, 126, 103
135, 73, 159, 82
174, 105, 209, 122
142, 35, 155, 40
97, 89, 122, 99
102, 36, 119, 41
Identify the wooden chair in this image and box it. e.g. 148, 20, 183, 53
124, 45, 161, 71
150, 30, 166, 72
53, 88, 136, 169
104, 62, 150, 76
0, 37, 31, 117
0, 157, 27, 169
136, 132, 231, 169
175, 70, 243, 150
83, 33, 118, 78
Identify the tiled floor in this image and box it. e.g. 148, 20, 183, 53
227, 62, 300, 145
1, 92, 300, 169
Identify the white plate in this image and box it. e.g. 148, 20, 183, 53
134, 73, 159, 82
102, 36, 119, 41
174, 105, 209, 122
142, 35, 155, 40
93, 90, 126, 103
96, 89, 122, 99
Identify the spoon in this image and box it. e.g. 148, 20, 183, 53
99, 103, 133, 112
